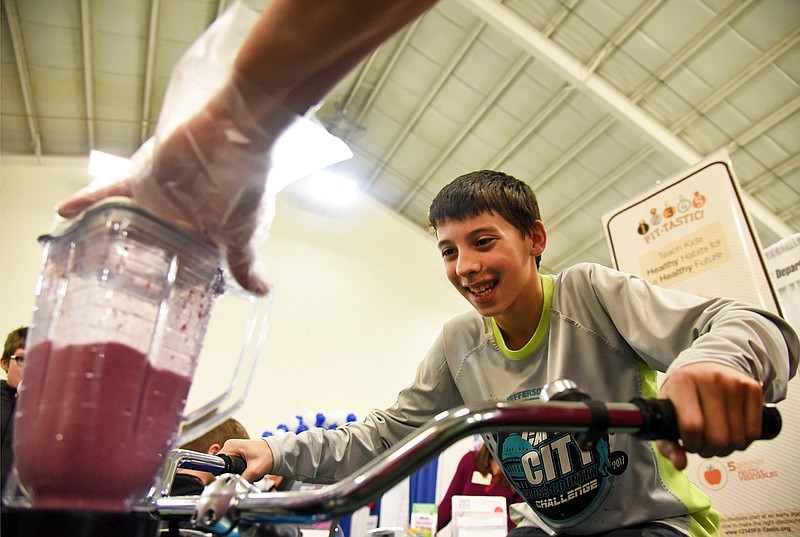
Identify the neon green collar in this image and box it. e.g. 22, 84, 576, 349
491, 274, 553, 360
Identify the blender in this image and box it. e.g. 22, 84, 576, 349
3, 198, 268, 536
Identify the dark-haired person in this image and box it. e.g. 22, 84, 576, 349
2, 326, 27, 495
223, 170, 797, 536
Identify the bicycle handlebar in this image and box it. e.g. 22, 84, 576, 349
216, 453, 248, 475
631, 397, 781, 441
155, 397, 780, 529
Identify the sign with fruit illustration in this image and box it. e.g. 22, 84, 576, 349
603, 149, 780, 315
603, 150, 798, 535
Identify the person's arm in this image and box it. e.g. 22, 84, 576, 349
583, 264, 798, 469
656, 361, 765, 470
232, 0, 437, 117
58, 0, 437, 295
653, 301, 797, 469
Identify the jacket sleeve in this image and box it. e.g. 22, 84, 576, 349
266, 331, 464, 483
579, 263, 799, 402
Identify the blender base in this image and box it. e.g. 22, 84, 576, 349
1, 508, 162, 537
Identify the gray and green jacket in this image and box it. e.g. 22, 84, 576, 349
266, 262, 798, 535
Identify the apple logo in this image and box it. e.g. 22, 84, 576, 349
698, 460, 727, 490
704, 467, 722, 485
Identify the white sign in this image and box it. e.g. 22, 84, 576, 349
603, 150, 798, 535
451, 495, 507, 537
602, 149, 780, 314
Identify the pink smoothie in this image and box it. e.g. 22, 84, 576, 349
14, 341, 192, 511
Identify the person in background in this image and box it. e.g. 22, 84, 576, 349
221, 170, 798, 536
437, 443, 523, 533
170, 417, 250, 496
1, 326, 27, 494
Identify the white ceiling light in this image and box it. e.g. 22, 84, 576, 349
306, 171, 358, 206
87, 150, 131, 181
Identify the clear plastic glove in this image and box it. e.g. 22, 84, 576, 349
58, 83, 351, 295
58, 4, 352, 296
58, 81, 289, 295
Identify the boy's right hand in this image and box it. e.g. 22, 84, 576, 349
220, 437, 275, 483
657, 362, 763, 470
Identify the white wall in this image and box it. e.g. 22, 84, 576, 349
0, 157, 467, 437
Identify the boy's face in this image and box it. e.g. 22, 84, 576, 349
436, 212, 545, 322
2, 346, 25, 389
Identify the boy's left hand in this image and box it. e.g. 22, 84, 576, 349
657, 362, 763, 470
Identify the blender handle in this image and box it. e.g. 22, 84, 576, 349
148, 450, 247, 501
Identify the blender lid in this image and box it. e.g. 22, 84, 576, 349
38, 197, 217, 257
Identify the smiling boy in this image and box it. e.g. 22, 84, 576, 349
224, 170, 798, 536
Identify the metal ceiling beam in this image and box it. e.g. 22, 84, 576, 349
746, 153, 800, 196
543, 232, 606, 274
393, 0, 586, 210
353, 19, 422, 126
3, 0, 41, 159
80, 0, 96, 151
338, 49, 381, 119
319, 14, 423, 145
524, 0, 664, 191
463, 0, 697, 163
140, 0, 161, 142
396, 52, 531, 211
729, 94, 800, 153
366, 21, 485, 188
489, 84, 573, 168
586, 0, 664, 73
669, 27, 800, 134
547, 146, 655, 231
462, 0, 793, 238
628, 0, 756, 102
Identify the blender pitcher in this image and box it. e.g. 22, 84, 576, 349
13, 198, 261, 512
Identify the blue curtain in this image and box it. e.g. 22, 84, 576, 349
408, 457, 439, 519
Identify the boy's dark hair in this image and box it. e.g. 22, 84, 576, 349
428, 170, 543, 267
3, 327, 28, 358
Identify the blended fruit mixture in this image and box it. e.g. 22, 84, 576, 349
14, 340, 192, 511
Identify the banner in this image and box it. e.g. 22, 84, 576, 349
602, 150, 798, 535
603, 149, 780, 314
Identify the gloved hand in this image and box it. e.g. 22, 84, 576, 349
59, 80, 351, 295
59, 80, 302, 296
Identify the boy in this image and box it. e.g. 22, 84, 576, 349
1, 326, 27, 495
225, 170, 797, 536
170, 417, 250, 496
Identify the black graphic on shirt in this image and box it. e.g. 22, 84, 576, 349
496, 431, 623, 527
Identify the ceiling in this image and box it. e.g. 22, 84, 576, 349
2, 0, 798, 274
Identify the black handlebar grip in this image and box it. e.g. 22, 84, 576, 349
760, 404, 782, 440
217, 453, 247, 475
630, 398, 782, 441
630, 398, 679, 441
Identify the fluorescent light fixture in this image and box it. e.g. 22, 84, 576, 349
88, 150, 131, 181
307, 171, 358, 206
86, 116, 355, 211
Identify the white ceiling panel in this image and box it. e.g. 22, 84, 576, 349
1, 0, 796, 271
